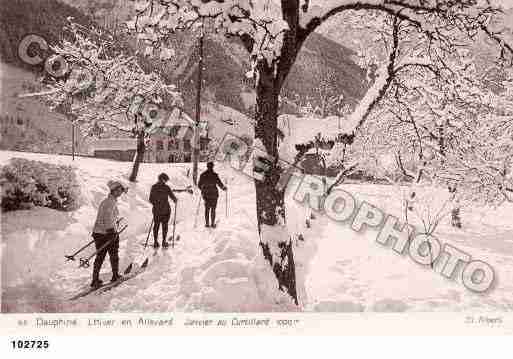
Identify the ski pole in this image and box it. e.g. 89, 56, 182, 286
143, 218, 154, 249
65, 217, 125, 262
125, 219, 153, 274
193, 194, 201, 228
172, 201, 177, 248
79, 225, 127, 268
65, 238, 95, 262
172, 186, 193, 194
225, 187, 228, 218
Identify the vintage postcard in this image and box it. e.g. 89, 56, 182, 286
1, 0, 513, 339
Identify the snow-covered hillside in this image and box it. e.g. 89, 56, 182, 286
0, 62, 78, 152
2, 150, 513, 313
203, 101, 254, 140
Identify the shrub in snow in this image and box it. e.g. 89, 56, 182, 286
1, 158, 80, 212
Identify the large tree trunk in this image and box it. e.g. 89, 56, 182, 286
129, 132, 145, 182
254, 65, 298, 305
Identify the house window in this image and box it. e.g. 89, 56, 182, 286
200, 140, 207, 151
183, 139, 191, 152
169, 126, 178, 137
156, 140, 164, 150
157, 154, 166, 163
168, 140, 178, 150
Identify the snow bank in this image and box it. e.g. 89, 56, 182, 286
4, 150, 513, 313
1, 151, 297, 312
278, 114, 351, 161
203, 101, 254, 140
303, 182, 513, 312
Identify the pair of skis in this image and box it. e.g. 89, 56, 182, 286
69, 230, 180, 301
205, 220, 220, 229
71, 225, 180, 300
68, 221, 174, 301
68, 189, 189, 301
69, 230, 157, 301
68, 258, 148, 301
141, 200, 179, 250
140, 234, 181, 250
69, 228, 167, 301
65, 218, 128, 266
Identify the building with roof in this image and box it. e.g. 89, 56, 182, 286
91, 138, 137, 162
145, 125, 210, 163
144, 107, 210, 163
91, 108, 211, 163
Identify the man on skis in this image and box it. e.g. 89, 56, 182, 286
90, 180, 128, 288
149, 173, 177, 248
198, 162, 226, 228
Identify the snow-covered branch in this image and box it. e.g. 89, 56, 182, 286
36, 20, 182, 139
342, 15, 401, 134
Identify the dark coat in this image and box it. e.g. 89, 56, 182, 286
149, 182, 177, 215
198, 169, 225, 200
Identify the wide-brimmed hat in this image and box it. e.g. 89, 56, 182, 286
107, 180, 128, 193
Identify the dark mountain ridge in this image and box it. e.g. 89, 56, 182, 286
1, 0, 367, 116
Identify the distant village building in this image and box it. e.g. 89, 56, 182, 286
0, 115, 29, 136
92, 139, 137, 162
91, 109, 210, 163
145, 126, 210, 163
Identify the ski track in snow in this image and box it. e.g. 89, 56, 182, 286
2, 151, 513, 312
1, 152, 296, 312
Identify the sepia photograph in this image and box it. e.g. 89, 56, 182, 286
1, 0, 513, 320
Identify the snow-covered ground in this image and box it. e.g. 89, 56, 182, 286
303, 184, 513, 312
2, 150, 513, 312
0, 151, 294, 313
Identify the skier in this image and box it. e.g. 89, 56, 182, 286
90, 180, 128, 288
198, 162, 227, 228
149, 173, 177, 248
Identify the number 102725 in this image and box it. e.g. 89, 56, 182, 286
10, 340, 49, 349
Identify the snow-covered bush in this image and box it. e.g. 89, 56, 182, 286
1, 158, 80, 212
